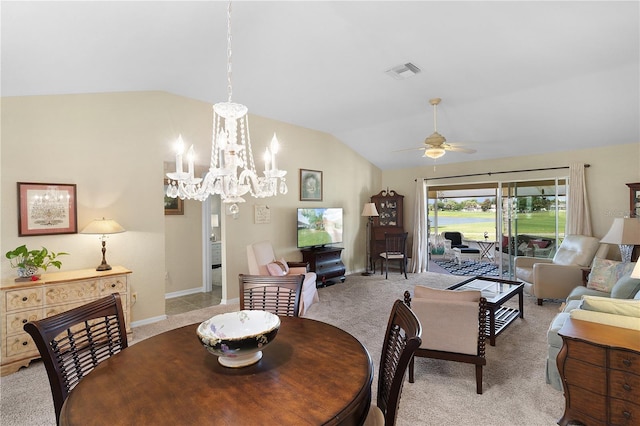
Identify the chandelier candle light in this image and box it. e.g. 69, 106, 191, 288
165, 2, 287, 214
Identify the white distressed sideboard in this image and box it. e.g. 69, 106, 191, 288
0, 266, 132, 376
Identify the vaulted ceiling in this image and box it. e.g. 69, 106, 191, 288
2, 1, 638, 170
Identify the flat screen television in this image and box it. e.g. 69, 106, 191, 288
297, 208, 343, 248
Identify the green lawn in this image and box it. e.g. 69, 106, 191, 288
430, 210, 565, 240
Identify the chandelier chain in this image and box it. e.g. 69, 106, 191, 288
226, 1, 233, 103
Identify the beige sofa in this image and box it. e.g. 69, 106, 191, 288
545, 274, 640, 390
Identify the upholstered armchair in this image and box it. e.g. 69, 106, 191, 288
514, 234, 607, 305
246, 241, 319, 316
404, 286, 487, 394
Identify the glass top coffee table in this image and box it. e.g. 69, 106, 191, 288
447, 276, 524, 346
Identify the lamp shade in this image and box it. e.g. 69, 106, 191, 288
600, 218, 640, 245
361, 203, 379, 217
81, 218, 125, 235
631, 261, 640, 279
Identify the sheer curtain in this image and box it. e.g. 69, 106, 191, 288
566, 163, 592, 236
410, 179, 428, 273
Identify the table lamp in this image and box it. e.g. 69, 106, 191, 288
81, 217, 126, 271
632, 261, 640, 279
600, 217, 640, 263
361, 203, 379, 276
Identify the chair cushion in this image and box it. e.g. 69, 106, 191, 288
363, 404, 384, 426
587, 259, 636, 293
610, 273, 640, 299
414, 285, 480, 302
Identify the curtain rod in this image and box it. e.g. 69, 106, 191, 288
416, 164, 590, 182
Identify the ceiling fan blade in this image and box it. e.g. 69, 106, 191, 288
444, 144, 477, 154
392, 146, 425, 153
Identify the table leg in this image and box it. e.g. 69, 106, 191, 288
488, 307, 496, 346
518, 287, 524, 319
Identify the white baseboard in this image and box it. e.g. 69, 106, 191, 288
165, 287, 203, 299
131, 314, 168, 328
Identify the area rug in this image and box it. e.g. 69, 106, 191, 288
434, 259, 500, 277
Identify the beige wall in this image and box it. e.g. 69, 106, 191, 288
3, 91, 637, 324
382, 143, 640, 252
1, 92, 382, 324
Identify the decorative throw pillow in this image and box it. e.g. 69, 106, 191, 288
266, 260, 289, 277
587, 258, 635, 293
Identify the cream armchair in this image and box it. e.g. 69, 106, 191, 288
246, 241, 319, 316
514, 235, 606, 305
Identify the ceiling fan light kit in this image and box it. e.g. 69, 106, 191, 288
424, 147, 446, 159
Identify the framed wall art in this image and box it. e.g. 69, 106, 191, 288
300, 169, 323, 201
164, 179, 184, 215
17, 182, 78, 236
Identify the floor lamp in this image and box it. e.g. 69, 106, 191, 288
361, 203, 379, 276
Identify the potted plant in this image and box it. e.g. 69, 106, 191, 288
5, 245, 69, 280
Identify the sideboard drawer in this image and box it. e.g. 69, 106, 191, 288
609, 369, 640, 402
5, 288, 43, 312
99, 277, 128, 294
5, 332, 37, 357
611, 349, 640, 375
609, 397, 640, 426
45, 280, 99, 304
5, 309, 42, 336
563, 357, 607, 394
565, 384, 607, 422
566, 339, 606, 365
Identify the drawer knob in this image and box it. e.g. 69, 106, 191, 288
111, 283, 116, 288
623, 411, 631, 419
22, 341, 28, 346
22, 296, 28, 302
623, 383, 632, 392
22, 319, 27, 324
623, 359, 632, 367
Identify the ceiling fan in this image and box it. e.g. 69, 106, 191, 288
400, 98, 477, 159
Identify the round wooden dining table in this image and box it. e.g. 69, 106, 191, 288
59, 316, 373, 426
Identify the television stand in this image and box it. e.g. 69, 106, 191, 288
301, 247, 346, 287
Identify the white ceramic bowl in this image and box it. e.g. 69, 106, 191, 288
196, 310, 281, 368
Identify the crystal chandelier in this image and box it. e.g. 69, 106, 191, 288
165, 1, 287, 214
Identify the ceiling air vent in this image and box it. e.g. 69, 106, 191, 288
385, 62, 421, 80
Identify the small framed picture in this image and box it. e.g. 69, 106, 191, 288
17, 182, 78, 236
164, 179, 184, 215
300, 169, 323, 201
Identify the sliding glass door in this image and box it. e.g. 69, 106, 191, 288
426, 178, 567, 278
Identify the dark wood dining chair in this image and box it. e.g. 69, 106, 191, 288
23, 293, 128, 425
404, 286, 487, 394
239, 274, 304, 317
364, 299, 422, 426
379, 232, 409, 279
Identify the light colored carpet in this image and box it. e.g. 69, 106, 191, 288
0, 271, 565, 425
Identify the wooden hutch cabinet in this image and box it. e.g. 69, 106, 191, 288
369, 189, 404, 272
